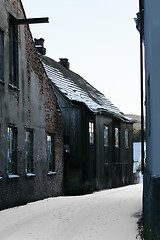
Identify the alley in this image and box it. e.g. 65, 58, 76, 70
0, 183, 142, 240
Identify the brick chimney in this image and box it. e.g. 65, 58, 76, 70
59, 58, 70, 70
34, 38, 46, 55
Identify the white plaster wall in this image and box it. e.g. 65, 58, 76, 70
145, 0, 160, 175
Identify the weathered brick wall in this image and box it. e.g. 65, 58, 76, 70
0, 0, 64, 210
8, 0, 24, 17
23, 22, 64, 198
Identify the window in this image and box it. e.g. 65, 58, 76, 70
125, 129, 129, 148
115, 127, 119, 147
89, 122, 94, 144
0, 125, 1, 162
7, 126, 17, 174
104, 125, 109, 147
9, 16, 18, 87
25, 129, 33, 173
0, 30, 4, 82
46, 134, 55, 172
0, 125, 2, 179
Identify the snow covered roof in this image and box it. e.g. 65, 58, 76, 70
41, 55, 133, 122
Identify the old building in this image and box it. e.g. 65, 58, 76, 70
40, 54, 134, 195
0, 0, 63, 210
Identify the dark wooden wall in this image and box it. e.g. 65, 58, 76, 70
57, 92, 133, 195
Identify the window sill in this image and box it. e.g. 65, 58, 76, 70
26, 173, 36, 178
47, 171, 56, 176
8, 174, 20, 179
104, 145, 109, 148
8, 84, 20, 92
104, 163, 109, 166
0, 79, 5, 85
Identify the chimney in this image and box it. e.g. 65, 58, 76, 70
59, 58, 70, 70
34, 38, 46, 55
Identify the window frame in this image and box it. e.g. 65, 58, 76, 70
115, 127, 119, 148
7, 126, 17, 174
104, 125, 109, 147
0, 124, 1, 156
89, 121, 94, 145
9, 15, 19, 87
25, 129, 34, 174
125, 129, 129, 148
0, 29, 4, 82
46, 133, 55, 173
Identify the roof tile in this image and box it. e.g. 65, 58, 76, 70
41, 55, 133, 122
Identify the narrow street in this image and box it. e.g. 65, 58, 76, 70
0, 183, 142, 240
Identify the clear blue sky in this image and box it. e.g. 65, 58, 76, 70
22, 0, 140, 115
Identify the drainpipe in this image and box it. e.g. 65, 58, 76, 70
139, 0, 144, 174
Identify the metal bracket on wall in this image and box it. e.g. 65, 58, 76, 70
10, 17, 49, 25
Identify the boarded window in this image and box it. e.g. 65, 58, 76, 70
46, 134, 55, 172
115, 127, 119, 147
125, 129, 129, 148
7, 126, 17, 174
0, 29, 4, 81
89, 122, 94, 144
104, 125, 109, 147
25, 130, 33, 173
9, 16, 18, 87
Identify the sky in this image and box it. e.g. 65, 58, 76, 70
22, 0, 140, 115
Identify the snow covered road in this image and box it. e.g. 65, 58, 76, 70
0, 183, 142, 240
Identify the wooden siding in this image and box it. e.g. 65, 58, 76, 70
60, 100, 134, 195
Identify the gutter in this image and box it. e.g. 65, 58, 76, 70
139, 0, 145, 174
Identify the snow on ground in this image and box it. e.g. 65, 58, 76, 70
0, 183, 142, 240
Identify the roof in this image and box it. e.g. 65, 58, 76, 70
41, 55, 133, 122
